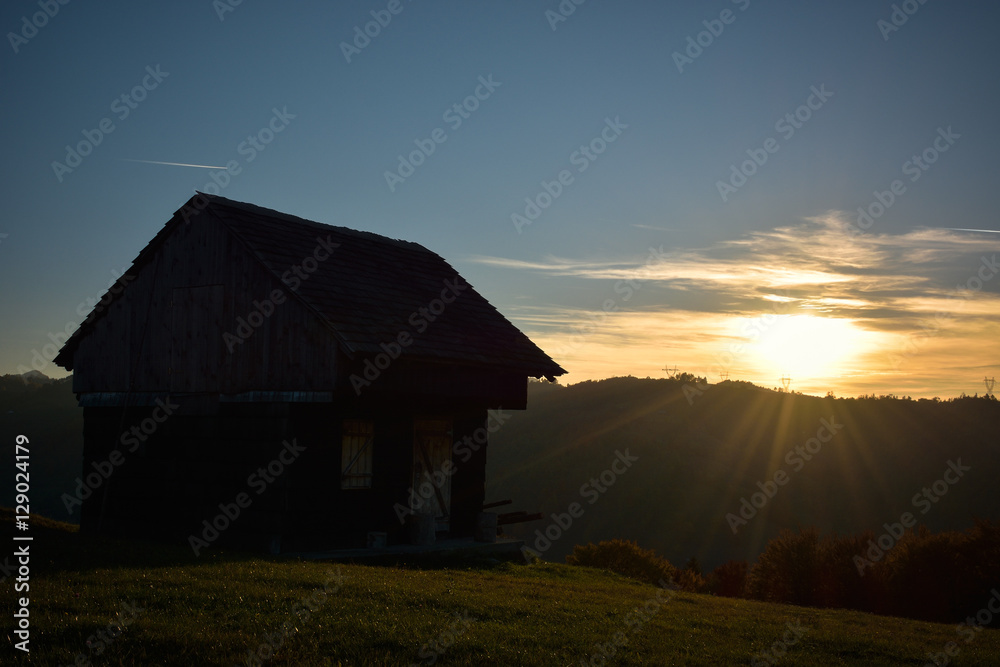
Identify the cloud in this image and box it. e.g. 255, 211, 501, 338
475, 213, 1000, 396
473, 213, 1000, 321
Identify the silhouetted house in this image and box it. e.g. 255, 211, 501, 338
55, 194, 564, 553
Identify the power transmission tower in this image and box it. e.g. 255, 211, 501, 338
662, 365, 679, 379
780, 376, 791, 392
986, 376, 996, 396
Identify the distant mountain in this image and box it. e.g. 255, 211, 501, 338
487, 377, 1000, 569
0, 370, 55, 390
18, 370, 54, 384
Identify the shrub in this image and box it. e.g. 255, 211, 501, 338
746, 527, 821, 606
742, 522, 1000, 622
676, 566, 709, 594
566, 539, 700, 589
816, 530, 887, 613
880, 521, 1000, 622
709, 560, 748, 598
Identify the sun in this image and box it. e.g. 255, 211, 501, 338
745, 315, 871, 381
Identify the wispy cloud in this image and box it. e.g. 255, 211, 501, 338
479, 213, 1000, 396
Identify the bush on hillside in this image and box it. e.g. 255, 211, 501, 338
746, 527, 821, 606
709, 560, 749, 598
879, 520, 1000, 622
742, 521, 1000, 622
566, 539, 708, 592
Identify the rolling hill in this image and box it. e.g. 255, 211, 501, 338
4, 373, 998, 575
2, 511, 998, 665
486, 377, 1000, 568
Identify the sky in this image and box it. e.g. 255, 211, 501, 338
1, 0, 999, 398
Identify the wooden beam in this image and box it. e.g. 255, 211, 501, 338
497, 511, 543, 525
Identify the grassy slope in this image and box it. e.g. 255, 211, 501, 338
3, 512, 999, 666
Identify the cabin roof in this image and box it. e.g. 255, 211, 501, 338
55, 194, 564, 379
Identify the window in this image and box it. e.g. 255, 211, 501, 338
341, 419, 374, 489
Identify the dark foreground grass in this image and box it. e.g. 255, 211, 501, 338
3, 511, 999, 666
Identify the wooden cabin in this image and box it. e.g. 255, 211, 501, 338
54, 194, 564, 553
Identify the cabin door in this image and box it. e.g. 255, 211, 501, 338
413, 419, 453, 532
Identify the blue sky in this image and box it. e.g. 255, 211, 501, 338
2, 0, 999, 397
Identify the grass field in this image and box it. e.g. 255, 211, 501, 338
3, 511, 999, 666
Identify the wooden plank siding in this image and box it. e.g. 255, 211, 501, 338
81, 404, 489, 550
70, 211, 340, 396
57, 195, 564, 552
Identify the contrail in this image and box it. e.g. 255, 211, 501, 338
121, 159, 227, 169
947, 228, 1000, 234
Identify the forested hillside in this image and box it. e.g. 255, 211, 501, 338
5, 372, 998, 573
487, 377, 1000, 568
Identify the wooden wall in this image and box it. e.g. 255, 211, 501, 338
69, 208, 513, 551
80, 404, 490, 552
71, 212, 341, 395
